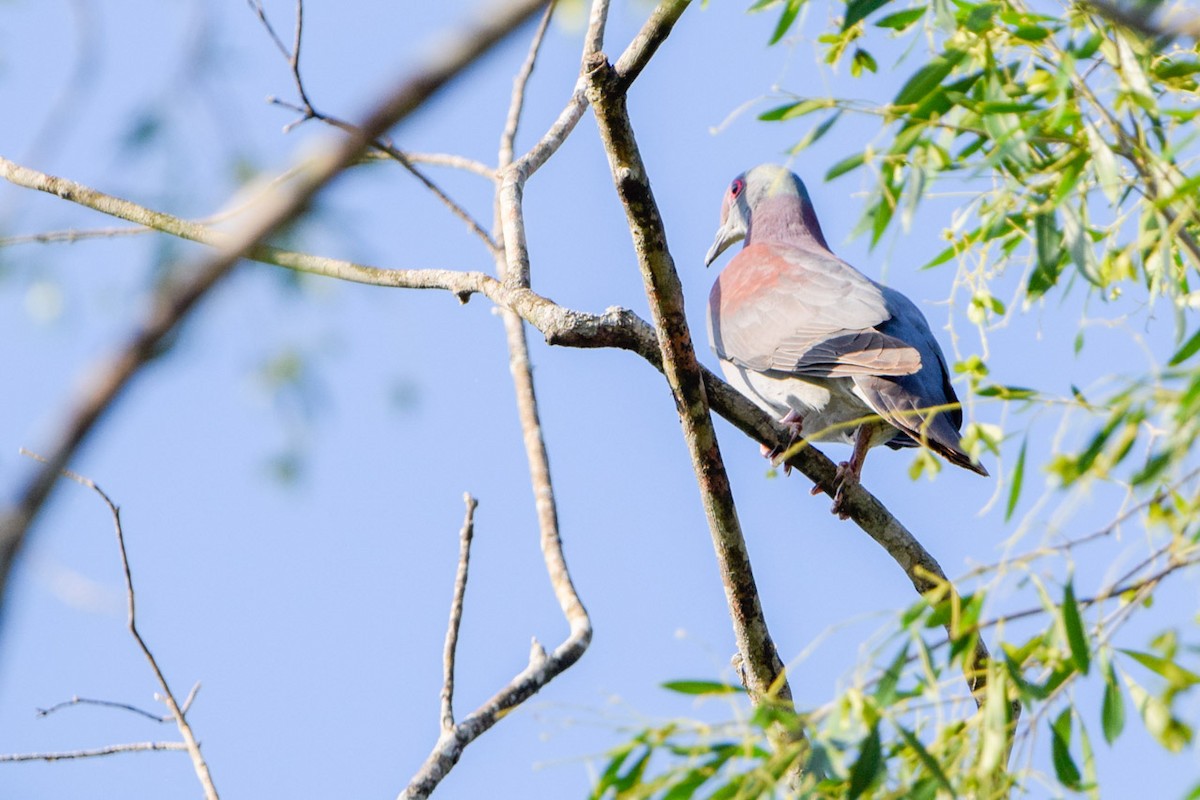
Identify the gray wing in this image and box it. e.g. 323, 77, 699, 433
853, 286, 988, 475
707, 242, 922, 378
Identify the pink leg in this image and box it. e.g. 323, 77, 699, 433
828, 424, 874, 519
760, 409, 804, 474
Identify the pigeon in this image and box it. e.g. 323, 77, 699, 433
704, 164, 987, 516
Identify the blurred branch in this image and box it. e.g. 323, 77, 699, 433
20, 451, 218, 799
1083, 0, 1200, 39
0, 742, 189, 762
0, 0, 551, 617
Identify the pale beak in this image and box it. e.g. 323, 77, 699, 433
705, 217, 746, 267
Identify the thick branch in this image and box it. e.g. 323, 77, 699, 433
586, 44, 794, 716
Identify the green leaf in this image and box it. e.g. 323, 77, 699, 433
1005, 436, 1027, 521
1062, 581, 1091, 675
1084, 120, 1121, 204
1102, 660, 1127, 744
1028, 211, 1063, 297
770, 0, 804, 43
758, 97, 832, 121
893, 49, 966, 106
851, 47, 878, 76
874, 642, 910, 706
896, 726, 953, 793
875, 7, 925, 29
1119, 649, 1200, 690
977, 384, 1037, 400
848, 724, 883, 799
1051, 709, 1083, 789
788, 110, 843, 154
661, 680, 744, 695
826, 151, 866, 180
1168, 327, 1200, 366
843, 0, 890, 30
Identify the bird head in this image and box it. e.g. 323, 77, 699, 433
704, 164, 813, 266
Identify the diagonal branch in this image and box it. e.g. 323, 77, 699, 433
584, 23, 794, 724
0, 0, 555, 619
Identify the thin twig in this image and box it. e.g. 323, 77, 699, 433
0, 742, 189, 762
19, 450, 219, 799
37, 696, 172, 724
253, 0, 499, 251
0, 0, 552, 615
440, 494, 478, 733
499, 1, 556, 170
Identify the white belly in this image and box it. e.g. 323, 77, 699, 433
718, 361, 874, 446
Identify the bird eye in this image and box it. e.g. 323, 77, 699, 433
730, 178, 745, 198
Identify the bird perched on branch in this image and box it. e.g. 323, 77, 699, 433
704, 164, 987, 517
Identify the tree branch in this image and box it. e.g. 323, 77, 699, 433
0, 0, 552, 617
585, 32, 796, 730
0, 742, 189, 762
21, 452, 219, 799
0, 152, 997, 710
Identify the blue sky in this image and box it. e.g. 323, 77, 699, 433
1, 0, 1195, 797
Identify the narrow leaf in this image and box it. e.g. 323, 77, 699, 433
896, 726, 953, 793
1005, 437, 1027, 521
1168, 327, 1200, 366
1119, 649, 1200, 690
848, 724, 883, 799
1062, 581, 1091, 675
843, 0, 890, 30
1102, 660, 1126, 744
661, 680, 744, 696
770, 0, 804, 44
893, 49, 965, 106
1051, 709, 1083, 789
826, 151, 866, 180
875, 7, 925, 29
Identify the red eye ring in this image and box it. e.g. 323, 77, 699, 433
730, 178, 745, 198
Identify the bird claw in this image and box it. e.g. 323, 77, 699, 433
762, 411, 804, 474
829, 461, 860, 520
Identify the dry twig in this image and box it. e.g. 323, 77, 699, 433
19, 451, 218, 799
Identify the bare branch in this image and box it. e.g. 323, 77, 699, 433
37, 696, 172, 724
0, 742, 189, 762
440, 494, 478, 733
0, 0, 553, 613
498, 1, 556, 170
20, 451, 219, 800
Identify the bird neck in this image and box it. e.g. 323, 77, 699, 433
746, 195, 831, 252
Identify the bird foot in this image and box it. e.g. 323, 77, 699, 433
829, 460, 860, 520
761, 411, 804, 474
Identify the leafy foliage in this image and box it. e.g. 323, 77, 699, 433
598, 0, 1200, 796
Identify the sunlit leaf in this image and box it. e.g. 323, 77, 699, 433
661, 680, 744, 695
1062, 581, 1091, 675
893, 49, 966, 106
1103, 660, 1127, 744
875, 7, 925, 29
1005, 436, 1027, 521
843, 0, 890, 30
1051, 709, 1082, 789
